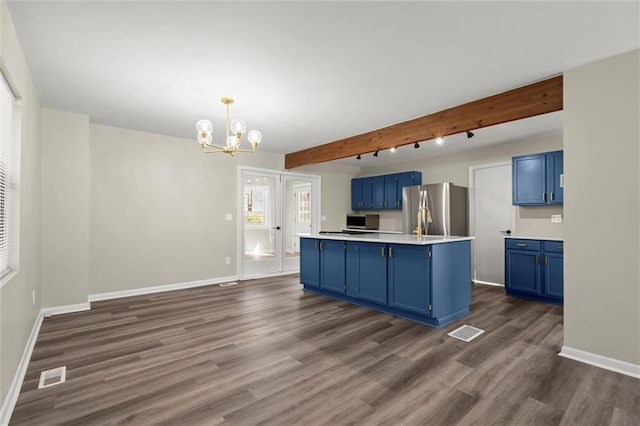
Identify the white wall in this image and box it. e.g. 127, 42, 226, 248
356, 132, 564, 236
0, 0, 42, 403
564, 49, 639, 365
41, 109, 90, 307
89, 124, 283, 294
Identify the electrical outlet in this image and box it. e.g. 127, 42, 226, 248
32, 290, 36, 306
321, 215, 326, 222
225, 256, 231, 265
551, 214, 563, 223
225, 213, 232, 221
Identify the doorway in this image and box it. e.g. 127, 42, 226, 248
239, 167, 320, 279
469, 162, 516, 285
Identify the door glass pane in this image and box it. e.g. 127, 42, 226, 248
285, 178, 312, 264
244, 174, 277, 262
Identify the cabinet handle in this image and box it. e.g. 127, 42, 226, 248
315, 241, 318, 250
319, 241, 323, 250
389, 247, 393, 257
396, 200, 399, 207
558, 245, 563, 250
381, 247, 385, 257
550, 192, 554, 201
545, 256, 548, 265
516, 243, 527, 247
542, 192, 546, 201
535, 255, 539, 264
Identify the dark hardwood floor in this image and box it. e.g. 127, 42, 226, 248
10, 275, 639, 425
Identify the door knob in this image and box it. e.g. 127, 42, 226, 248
272, 226, 281, 230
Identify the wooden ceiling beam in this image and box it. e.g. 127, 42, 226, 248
284, 75, 563, 169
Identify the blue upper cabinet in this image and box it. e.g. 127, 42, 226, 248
351, 171, 421, 210
546, 150, 564, 204
512, 150, 563, 206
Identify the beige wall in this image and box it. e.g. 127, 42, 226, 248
89, 124, 283, 294
0, 0, 42, 403
356, 133, 564, 236
41, 109, 90, 307
564, 49, 639, 365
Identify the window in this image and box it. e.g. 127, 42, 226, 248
297, 190, 311, 223
244, 185, 269, 228
0, 70, 21, 284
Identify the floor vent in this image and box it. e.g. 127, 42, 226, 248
38, 366, 66, 389
219, 281, 239, 288
447, 325, 485, 342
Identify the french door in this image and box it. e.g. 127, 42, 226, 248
239, 167, 320, 279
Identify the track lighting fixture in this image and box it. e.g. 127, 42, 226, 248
414, 142, 420, 148
466, 130, 475, 139
356, 154, 361, 160
373, 151, 379, 157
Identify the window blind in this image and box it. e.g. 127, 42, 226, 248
0, 71, 20, 280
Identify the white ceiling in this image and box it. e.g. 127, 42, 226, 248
6, 1, 639, 161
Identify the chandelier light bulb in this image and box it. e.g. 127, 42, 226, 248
247, 130, 262, 146
198, 132, 212, 145
196, 119, 213, 134
229, 119, 247, 136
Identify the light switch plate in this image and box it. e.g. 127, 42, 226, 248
551, 214, 563, 223
321, 215, 326, 221
225, 256, 231, 265
225, 213, 232, 221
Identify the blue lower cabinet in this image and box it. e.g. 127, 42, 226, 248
505, 239, 563, 303
319, 240, 346, 294
347, 242, 388, 304
300, 238, 472, 327
388, 244, 431, 315
300, 238, 320, 288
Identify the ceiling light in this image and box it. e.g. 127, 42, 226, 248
435, 137, 445, 145
390, 147, 396, 153
373, 151, 379, 157
356, 154, 361, 160
196, 97, 262, 156
466, 130, 475, 139
414, 142, 420, 149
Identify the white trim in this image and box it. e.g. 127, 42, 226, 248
88, 275, 238, 302
0, 269, 18, 290
473, 280, 505, 287
559, 346, 640, 379
0, 311, 43, 425
41, 303, 90, 317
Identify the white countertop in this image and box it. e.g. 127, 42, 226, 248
309, 233, 474, 245
505, 235, 564, 242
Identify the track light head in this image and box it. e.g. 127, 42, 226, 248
373, 150, 379, 157
414, 142, 420, 149
356, 154, 361, 160
435, 137, 445, 145
466, 130, 475, 139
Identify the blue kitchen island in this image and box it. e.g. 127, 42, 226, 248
300, 234, 474, 328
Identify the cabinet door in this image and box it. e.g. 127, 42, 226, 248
300, 238, 320, 287
372, 176, 385, 209
513, 154, 546, 205
355, 242, 388, 304
384, 175, 399, 209
362, 177, 374, 209
544, 252, 564, 298
505, 250, 541, 294
351, 178, 362, 210
320, 240, 346, 294
388, 244, 431, 315
546, 151, 564, 204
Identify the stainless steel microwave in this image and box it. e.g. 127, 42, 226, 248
346, 214, 379, 230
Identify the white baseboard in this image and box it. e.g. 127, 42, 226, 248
0, 311, 44, 426
88, 275, 239, 302
240, 270, 299, 281
559, 346, 640, 379
41, 302, 91, 317
473, 280, 504, 287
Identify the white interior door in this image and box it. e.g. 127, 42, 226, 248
239, 168, 319, 279
470, 163, 515, 285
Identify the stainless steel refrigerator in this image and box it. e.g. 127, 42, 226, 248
402, 183, 468, 236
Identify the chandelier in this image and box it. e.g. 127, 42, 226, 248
196, 97, 262, 156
